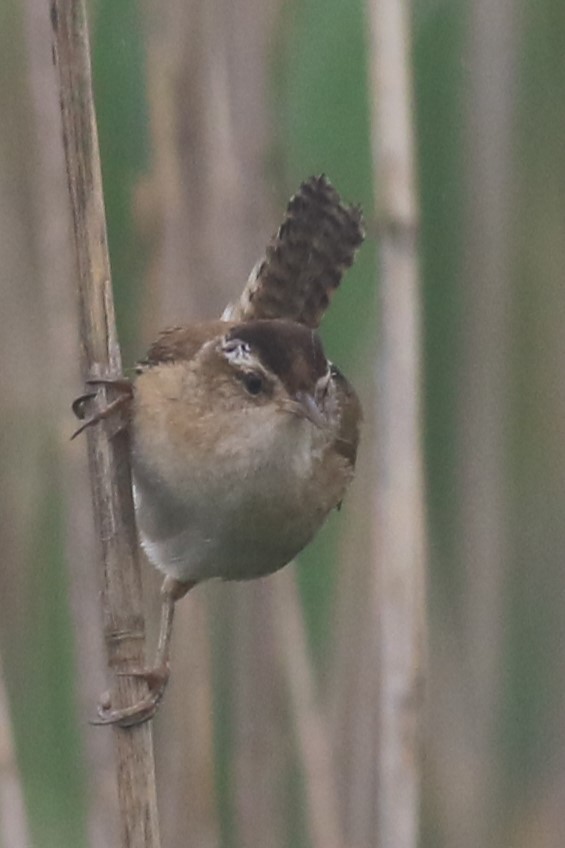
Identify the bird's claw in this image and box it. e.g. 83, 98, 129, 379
90, 664, 170, 728
72, 392, 97, 419
71, 377, 133, 440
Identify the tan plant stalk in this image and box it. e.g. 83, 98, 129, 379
455, 1, 517, 844
329, 423, 379, 848
274, 570, 344, 848
49, 2, 161, 845
0, 654, 31, 848
366, 0, 427, 846
23, 0, 117, 842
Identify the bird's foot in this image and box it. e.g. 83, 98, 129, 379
91, 578, 193, 728
71, 377, 133, 439
91, 662, 170, 728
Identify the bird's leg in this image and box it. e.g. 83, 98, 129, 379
71, 377, 133, 440
93, 577, 196, 728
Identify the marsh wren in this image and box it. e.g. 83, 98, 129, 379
75, 175, 365, 726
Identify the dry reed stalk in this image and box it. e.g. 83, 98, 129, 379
366, 0, 427, 846
49, 2, 161, 845
230, 583, 286, 848
425, 603, 476, 844
23, 1, 117, 843
273, 570, 344, 848
455, 1, 517, 844
0, 654, 31, 848
156, 592, 218, 848
329, 417, 379, 848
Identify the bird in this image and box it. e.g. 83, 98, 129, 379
73, 175, 365, 726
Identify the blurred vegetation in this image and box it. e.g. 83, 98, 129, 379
92, 0, 149, 361
2, 0, 565, 846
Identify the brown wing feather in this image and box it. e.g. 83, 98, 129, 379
137, 321, 229, 370
223, 175, 365, 328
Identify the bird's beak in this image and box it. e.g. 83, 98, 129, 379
293, 391, 327, 429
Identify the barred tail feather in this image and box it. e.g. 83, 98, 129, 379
223, 175, 365, 328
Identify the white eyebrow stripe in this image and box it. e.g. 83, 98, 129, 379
221, 337, 252, 366
220, 337, 272, 379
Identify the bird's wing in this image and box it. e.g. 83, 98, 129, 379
136, 321, 229, 370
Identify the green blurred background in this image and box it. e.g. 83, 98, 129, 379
1, 0, 564, 846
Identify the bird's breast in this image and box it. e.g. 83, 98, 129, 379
132, 408, 350, 583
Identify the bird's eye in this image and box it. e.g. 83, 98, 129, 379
242, 372, 264, 396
